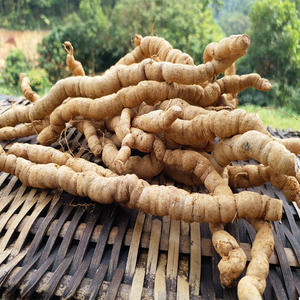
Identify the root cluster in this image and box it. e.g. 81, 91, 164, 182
0, 34, 299, 299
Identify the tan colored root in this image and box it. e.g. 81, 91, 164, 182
0, 118, 49, 142
71, 119, 104, 156
224, 62, 238, 107
204, 34, 250, 63
237, 218, 274, 300
162, 148, 247, 286
135, 34, 194, 65
104, 109, 165, 174
7, 142, 117, 178
1, 60, 268, 130
205, 94, 236, 111
161, 109, 271, 148
101, 136, 164, 179
210, 223, 247, 288
227, 164, 300, 206
163, 164, 203, 186
62, 41, 85, 76
157, 99, 208, 120
0, 59, 151, 128
19, 73, 40, 103
0, 146, 282, 223
277, 137, 300, 155
210, 130, 300, 177
162, 149, 232, 195
132, 105, 182, 133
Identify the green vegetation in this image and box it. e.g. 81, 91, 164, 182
241, 104, 300, 131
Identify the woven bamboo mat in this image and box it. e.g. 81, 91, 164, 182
0, 96, 300, 300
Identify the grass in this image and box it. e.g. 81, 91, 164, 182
240, 104, 300, 132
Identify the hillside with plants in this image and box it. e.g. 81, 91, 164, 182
0, 0, 299, 129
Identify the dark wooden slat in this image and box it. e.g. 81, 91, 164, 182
0, 245, 29, 287
87, 205, 118, 278
69, 204, 102, 275
22, 196, 65, 265
273, 231, 297, 300
52, 204, 86, 271
263, 276, 275, 300
85, 251, 110, 300
282, 224, 300, 266
3, 247, 43, 296
37, 201, 74, 268
273, 188, 300, 244
62, 249, 94, 300
105, 251, 127, 300
20, 247, 59, 299
42, 247, 77, 300
107, 210, 131, 281
200, 257, 216, 300
223, 285, 238, 300
211, 240, 223, 299
269, 269, 289, 300
292, 270, 300, 296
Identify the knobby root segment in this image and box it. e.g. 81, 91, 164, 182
1, 144, 282, 223
210, 130, 299, 177
19, 73, 40, 103
210, 223, 247, 288
227, 164, 300, 206
7, 143, 116, 178
0, 118, 49, 142
162, 110, 271, 149
237, 218, 274, 300
0, 38, 253, 130
116, 34, 194, 66
62, 41, 85, 76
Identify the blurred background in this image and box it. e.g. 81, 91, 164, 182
0, 0, 299, 129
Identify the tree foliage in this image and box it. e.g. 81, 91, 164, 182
0, 49, 30, 88
237, 0, 300, 109
37, 0, 225, 82
103, 0, 225, 65
246, 0, 300, 86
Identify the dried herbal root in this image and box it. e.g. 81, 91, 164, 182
62, 41, 85, 76
157, 99, 209, 120
227, 164, 300, 206
224, 62, 238, 107
0, 118, 49, 142
135, 34, 194, 65
104, 109, 165, 174
237, 218, 274, 300
162, 147, 247, 286
132, 105, 182, 133
204, 34, 250, 63
210, 223, 247, 288
19, 73, 40, 103
210, 130, 300, 178
0, 59, 150, 128
0, 146, 282, 222
277, 137, 300, 155
7, 143, 116, 178
162, 148, 232, 195
163, 164, 203, 186
160, 109, 271, 149
101, 135, 164, 179
115, 34, 194, 66
71, 119, 104, 156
